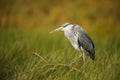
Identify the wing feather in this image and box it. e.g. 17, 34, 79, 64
73, 25, 95, 60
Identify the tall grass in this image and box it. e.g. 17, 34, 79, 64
0, 28, 120, 80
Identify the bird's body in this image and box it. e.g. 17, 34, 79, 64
50, 23, 95, 63
64, 25, 80, 51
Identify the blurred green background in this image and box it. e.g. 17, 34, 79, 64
0, 0, 120, 80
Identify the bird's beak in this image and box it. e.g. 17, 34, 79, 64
50, 27, 63, 33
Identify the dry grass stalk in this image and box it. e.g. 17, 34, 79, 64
33, 52, 48, 64
33, 52, 80, 72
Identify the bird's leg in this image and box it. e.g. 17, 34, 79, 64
81, 47, 85, 62
82, 51, 85, 62
69, 54, 82, 66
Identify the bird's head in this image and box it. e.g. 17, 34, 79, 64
50, 23, 74, 33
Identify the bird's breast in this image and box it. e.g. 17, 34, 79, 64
64, 31, 80, 51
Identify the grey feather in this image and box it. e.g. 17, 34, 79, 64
73, 25, 95, 60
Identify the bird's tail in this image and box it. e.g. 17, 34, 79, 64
90, 50, 95, 60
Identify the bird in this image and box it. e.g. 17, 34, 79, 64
50, 23, 95, 64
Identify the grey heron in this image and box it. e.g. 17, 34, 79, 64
50, 23, 95, 64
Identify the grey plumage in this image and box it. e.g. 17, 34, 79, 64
50, 23, 95, 63
76, 25, 95, 60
